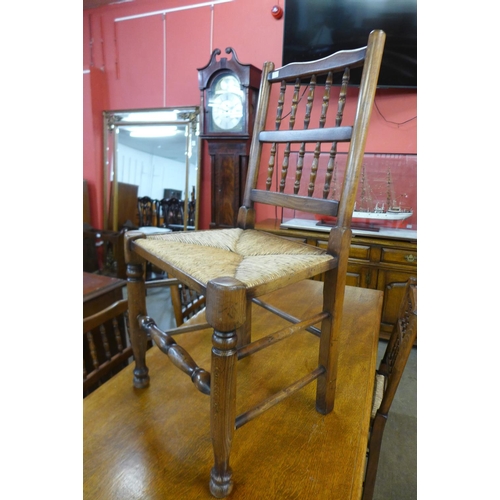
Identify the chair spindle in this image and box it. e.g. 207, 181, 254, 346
86, 331, 99, 371
112, 317, 124, 352
292, 75, 316, 194
307, 72, 333, 196
279, 78, 301, 193
99, 324, 112, 361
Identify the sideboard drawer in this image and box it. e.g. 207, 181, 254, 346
317, 242, 373, 262
381, 247, 417, 266
349, 244, 372, 261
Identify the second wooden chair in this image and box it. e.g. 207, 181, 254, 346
362, 277, 417, 500
83, 298, 132, 397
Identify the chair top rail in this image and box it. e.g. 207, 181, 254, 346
83, 298, 129, 333
268, 46, 367, 82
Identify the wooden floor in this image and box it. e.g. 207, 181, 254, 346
84, 281, 383, 499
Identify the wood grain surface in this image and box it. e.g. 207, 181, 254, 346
84, 281, 382, 499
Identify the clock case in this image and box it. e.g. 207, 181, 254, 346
198, 47, 261, 139
198, 48, 262, 229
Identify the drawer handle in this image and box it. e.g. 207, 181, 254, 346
405, 254, 416, 263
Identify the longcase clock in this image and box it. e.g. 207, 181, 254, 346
198, 47, 261, 228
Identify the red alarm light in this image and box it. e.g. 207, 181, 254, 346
271, 5, 283, 19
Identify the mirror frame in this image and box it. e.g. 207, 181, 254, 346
102, 106, 201, 232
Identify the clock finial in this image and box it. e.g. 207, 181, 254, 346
225, 47, 241, 65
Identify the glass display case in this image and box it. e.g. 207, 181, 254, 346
280, 152, 417, 240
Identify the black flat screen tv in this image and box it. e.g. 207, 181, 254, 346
282, 0, 417, 88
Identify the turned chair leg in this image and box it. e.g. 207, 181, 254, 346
126, 261, 150, 389
205, 277, 246, 498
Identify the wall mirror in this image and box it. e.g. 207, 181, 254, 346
103, 106, 201, 232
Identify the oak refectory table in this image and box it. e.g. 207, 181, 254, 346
84, 280, 383, 499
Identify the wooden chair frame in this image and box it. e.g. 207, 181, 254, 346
83, 280, 200, 397
125, 30, 386, 498
83, 298, 132, 396
157, 197, 185, 229
137, 196, 157, 227
362, 277, 417, 500
83, 224, 127, 279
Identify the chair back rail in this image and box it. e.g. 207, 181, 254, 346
250, 189, 339, 216
239, 30, 386, 246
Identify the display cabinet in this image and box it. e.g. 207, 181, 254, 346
280, 152, 417, 238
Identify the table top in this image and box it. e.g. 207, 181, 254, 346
84, 281, 383, 499
83, 272, 126, 303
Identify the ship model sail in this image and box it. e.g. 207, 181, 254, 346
316, 165, 413, 229
352, 167, 413, 223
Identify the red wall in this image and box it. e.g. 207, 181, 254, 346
83, 0, 416, 229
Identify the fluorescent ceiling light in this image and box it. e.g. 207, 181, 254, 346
123, 110, 178, 122
129, 126, 178, 138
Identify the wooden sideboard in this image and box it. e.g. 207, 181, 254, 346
256, 219, 417, 341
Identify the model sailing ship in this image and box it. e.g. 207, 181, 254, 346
317, 167, 413, 229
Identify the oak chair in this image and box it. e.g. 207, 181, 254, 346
83, 298, 132, 397
157, 197, 184, 230
83, 280, 196, 397
362, 277, 417, 500
137, 196, 157, 227
83, 223, 127, 279
187, 186, 196, 226
125, 30, 386, 497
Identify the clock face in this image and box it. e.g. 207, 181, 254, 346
207, 73, 245, 132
